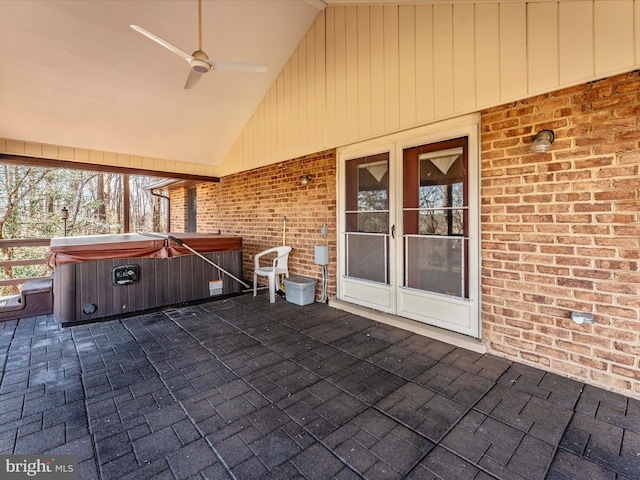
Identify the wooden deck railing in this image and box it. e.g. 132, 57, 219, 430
0, 238, 52, 288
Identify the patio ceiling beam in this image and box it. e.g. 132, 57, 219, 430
0, 154, 219, 182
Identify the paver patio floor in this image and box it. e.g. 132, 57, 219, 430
1, 293, 638, 479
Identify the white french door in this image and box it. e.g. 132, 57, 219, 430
338, 117, 481, 338
340, 149, 396, 313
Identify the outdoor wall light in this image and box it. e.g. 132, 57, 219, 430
61, 206, 69, 236
300, 174, 313, 186
531, 129, 555, 153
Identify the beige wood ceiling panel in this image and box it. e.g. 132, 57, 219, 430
594, 0, 634, 75
276, 74, 285, 164
383, 5, 400, 133
334, 7, 349, 147
291, 49, 301, 159
559, 1, 593, 85
399, 5, 418, 128
267, 85, 277, 166
370, 6, 386, 137
263, 98, 270, 167
453, 3, 476, 113
313, 14, 327, 153
528, 2, 559, 95
242, 120, 252, 172
475, 3, 501, 107
1, 1, 321, 171
325, 7, 337, 149
433, 4, 454, 118
415, 5, 434, 125
221, 2, 640, 176
499, 2, 528, 101
283, 61, 293, 161
257, 102, 266, 168
306, 24, 317, 152
357, 6, 372, 140
299, 36, 309, 153
346, 7, 360, 144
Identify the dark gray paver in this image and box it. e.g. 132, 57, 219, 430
375, 382, 469, 442
0, 294, 638, 479
498, 362, 584, 409
546, 449, 621, 480
407, 445, 495, 480
559, 411, 640, 479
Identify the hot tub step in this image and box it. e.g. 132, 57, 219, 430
0, 278, 53, 322
0, 295, 22, 310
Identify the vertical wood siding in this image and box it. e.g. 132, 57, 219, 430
0, 139, 218, 177
221, 1, 640, 176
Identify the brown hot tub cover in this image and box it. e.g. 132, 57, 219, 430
48, 233, 242, 266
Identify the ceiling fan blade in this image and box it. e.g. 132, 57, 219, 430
207, 60, 267, 73
184, 69, 203, 90
130, 24, 193, 62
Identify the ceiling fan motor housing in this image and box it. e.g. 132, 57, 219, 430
190, 59, 210, 73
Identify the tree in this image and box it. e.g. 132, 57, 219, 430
0, 163, 169, 295
0, 164, 52, 239
0, 165, 52, 293
95, 173, 106, 222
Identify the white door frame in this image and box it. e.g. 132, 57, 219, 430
337, 138, 397, 313
337, 114, 481, 338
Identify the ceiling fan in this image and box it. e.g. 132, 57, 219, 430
130, 0, 267, 89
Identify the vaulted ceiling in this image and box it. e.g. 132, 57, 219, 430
0, 0, 328, 166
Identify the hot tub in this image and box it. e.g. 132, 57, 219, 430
48, 233, 243, 324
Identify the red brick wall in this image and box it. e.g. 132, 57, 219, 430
169, 184, 220, 233
196, 182, 220, 233
218, 150, 337, 298
170, 150, 337, 298
167, 72, 640, 398
169, 188, 187, 232
481, 71, 640, 397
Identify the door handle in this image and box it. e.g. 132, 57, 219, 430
391, 225, 395, 239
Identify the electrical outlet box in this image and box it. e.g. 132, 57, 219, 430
314, 245, 329, 265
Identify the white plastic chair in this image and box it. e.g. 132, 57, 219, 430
253, 246, 292, 303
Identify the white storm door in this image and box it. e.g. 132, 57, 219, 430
339, 152, 395, 313
397, 135, 480, 338
338, 116, 480, 338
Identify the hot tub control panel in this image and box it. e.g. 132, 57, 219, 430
112, 264, 140, 286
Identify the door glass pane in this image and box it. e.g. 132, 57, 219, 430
345, 154, 389, 284
418, 208, 464, 235
403, 140, 468, 298
405, 236, 464, 296
346, 233, 388, 283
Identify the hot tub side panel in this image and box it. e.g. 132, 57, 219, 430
54, 251, 243, 323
